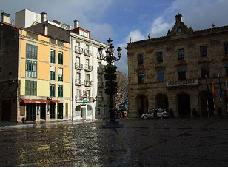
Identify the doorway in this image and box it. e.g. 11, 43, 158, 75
40, 104, 46, 120
136, 95, 148, 117
26, 104, 36, 121
58, 103, 63, 119
177, 93, 191, 118
155, 93, 169, 109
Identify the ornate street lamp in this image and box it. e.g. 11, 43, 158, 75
98, 38, 122, 123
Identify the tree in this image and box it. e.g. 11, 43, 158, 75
115, 71, 128, 110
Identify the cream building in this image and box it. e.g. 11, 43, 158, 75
70, 20, 109, 120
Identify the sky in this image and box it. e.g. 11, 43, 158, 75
1, 0, 228, 73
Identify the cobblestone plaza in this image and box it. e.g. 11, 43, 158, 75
0, 119, 228, 167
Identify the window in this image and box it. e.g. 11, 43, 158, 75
86, 90, 91, 98
50, 84, 56, 97
224, 42, 228, 55
86, 74, 90, 81
25, 80, 37, 96
178, 71, 186, 81
138, 71, 145, 84
200, 46, 208, 57
177, 27, 182, 33
76, 89, 81, 99
26, 60, 37, 78
58, 68, 63, 81
58, 85, 63, 97
86, 44, 89, 50
50, 67, 56, 80
157, 70, 165, 82
26, 44, 38, 59
137, 54, 144, 65
156, 52, 163, 64
201, 66, 209, 79
76, 72, 81, 83
50, 49, 56, 63
76, 57, 80, 65
58, 51, 63, 64
85, 59, 90, 66
178, 48, 185, 60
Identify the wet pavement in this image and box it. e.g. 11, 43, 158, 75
0, 118, 228, 167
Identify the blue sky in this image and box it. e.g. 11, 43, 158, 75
1, 0, 228, 73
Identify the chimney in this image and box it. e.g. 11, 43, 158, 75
41, 12, 47, 22
43, 24, 48, 35
74, 20, 79, 28
175, 13, 182, 23
1, 12, 10, 24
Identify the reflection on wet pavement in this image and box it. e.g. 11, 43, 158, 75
0, 119, 228, 166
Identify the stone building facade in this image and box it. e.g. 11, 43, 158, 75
127, 14, 228, 118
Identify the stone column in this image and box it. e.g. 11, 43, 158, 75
46, 103, 50, 122
36, 104, 40, 122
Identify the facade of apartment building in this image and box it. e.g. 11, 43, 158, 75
0, 12, 71, 122
71, 20, 109, 120
127, 14, 228, 118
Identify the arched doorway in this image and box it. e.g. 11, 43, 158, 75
136, 95, 148, 117
155, 93, 169, 109
177, 93, 190, 118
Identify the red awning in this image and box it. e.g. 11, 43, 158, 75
20, 99, 59, 104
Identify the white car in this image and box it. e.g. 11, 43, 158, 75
141, 113, 154, 119
141, 108, 169, 119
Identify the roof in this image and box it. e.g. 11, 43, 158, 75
128, 15, 228, 48
25, 21, 70, 43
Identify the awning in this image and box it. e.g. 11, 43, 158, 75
20, 99, 59, 104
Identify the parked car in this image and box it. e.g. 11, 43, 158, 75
141, 108, 169, 119
156, 108, 169, 119
141, 112, 154, 119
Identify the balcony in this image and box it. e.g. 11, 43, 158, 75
84, 80, 92, 87
84, 65, 93, 72
75, 63, 83, 70
84, 49, 92, 56
75, 79, 82, 86
75, 46, 83, 54
75, 96, 82, 102
167, 79, 199, 89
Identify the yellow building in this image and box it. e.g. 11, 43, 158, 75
0, 12, 71, 122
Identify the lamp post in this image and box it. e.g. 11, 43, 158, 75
98, 38, 122, 123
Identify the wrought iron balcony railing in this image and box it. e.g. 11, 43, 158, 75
84, 80, 92, 87
75, 63, 83, 70
75, 79, 82, 86
75, 46, 83, 54
166, 79, 199, 88
84, 65, 93, 72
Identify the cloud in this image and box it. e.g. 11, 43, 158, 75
167, 0, 228, 29
150, 17, 172, 38
116, 30, 145, 74
0, 0, 114, 42
118, 0, 228, 74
